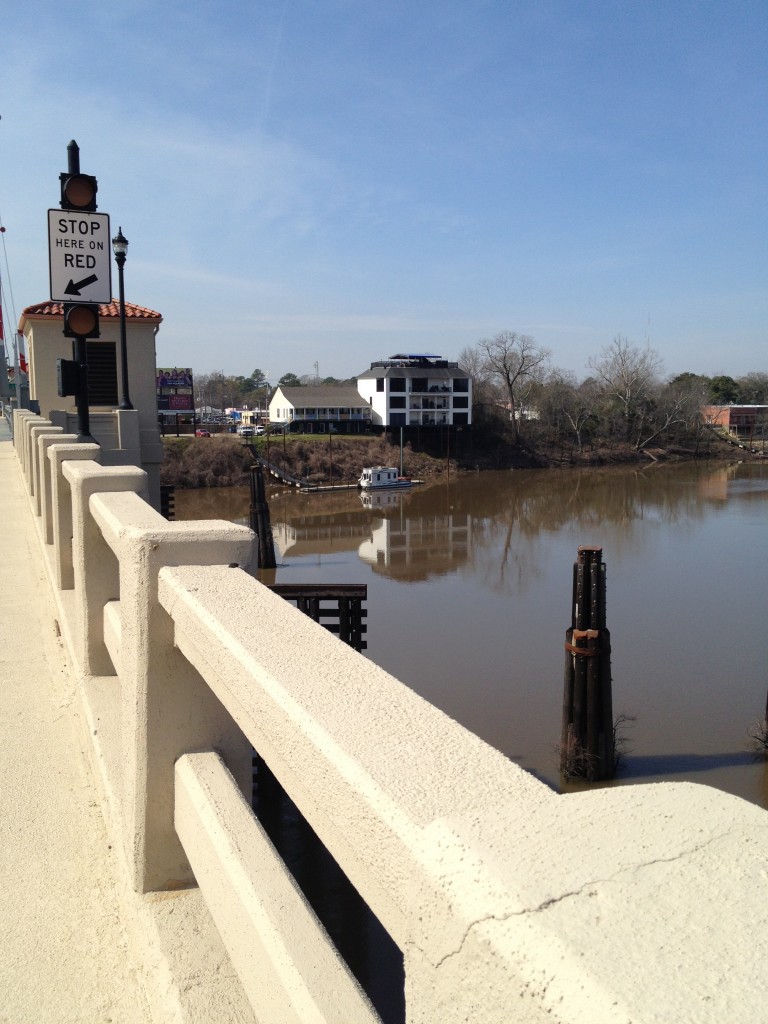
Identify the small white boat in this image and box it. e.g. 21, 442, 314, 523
358, 466, 413, 490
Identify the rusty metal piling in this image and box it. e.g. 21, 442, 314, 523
561, 545, 614, 780
249, 464, 276, 568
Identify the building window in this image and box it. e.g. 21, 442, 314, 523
390, 396, 406, 409
453, 378, 469, 392
453, 396, 469, 408
453, 412, 469, 425
389, 377, 406, 392
377, 378, 385, 392
390, 412, 406, 426
86, 341, 118, 406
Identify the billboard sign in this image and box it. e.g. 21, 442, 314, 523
157, 367, 194, 414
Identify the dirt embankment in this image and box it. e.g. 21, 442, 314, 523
160, 430, 740, 489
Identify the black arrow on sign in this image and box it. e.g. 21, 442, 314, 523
64, 274, 99, 296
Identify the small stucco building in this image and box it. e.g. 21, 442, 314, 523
18, 299, 164, 507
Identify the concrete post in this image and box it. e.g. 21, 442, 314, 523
30, 425, 64, 516
114, 408, 141, 458
63, 462, 150, 676
88, 489, 256, 893
47, 442, 101, 590
22, 413, 43, 481
14, 410, 38, 476
39, 433, 79, 545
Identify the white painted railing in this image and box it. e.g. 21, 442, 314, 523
12, 408, 768, 1024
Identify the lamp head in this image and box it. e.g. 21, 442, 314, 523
112, 227, 129, 260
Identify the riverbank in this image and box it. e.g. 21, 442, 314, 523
160, 428, 742, 489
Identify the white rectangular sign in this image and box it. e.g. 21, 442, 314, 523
48, 209, 112, 304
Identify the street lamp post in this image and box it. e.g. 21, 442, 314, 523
111, 227, 133, 410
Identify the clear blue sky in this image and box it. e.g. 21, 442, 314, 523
1, 0, 765, 384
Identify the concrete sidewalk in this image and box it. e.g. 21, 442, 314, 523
0, 438, 154, 1023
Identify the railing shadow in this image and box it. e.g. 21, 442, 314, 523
253, 581, 404, 1023
254, 761, 405, 1024
619, 751, 756, 778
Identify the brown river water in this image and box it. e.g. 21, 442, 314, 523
174, 460, 768, 810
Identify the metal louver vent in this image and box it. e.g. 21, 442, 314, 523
85, 341, 118, 406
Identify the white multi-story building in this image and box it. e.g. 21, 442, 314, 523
356, 353, 472, 428
267, 354, 472, 433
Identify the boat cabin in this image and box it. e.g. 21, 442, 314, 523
358, 466, 409, 489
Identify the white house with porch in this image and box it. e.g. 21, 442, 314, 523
268, 385, 373, 433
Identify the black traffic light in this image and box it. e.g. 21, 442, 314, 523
57, 358, 80, 398
63, 302, 100, 339
60, 171, 98, 212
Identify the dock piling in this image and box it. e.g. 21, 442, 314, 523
561, 545, 614, 781
248, 464, 276, 568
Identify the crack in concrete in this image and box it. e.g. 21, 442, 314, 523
431, 827, 750, 970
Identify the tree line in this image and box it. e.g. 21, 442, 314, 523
190, 338, 766, 451
192, 368, 357, 414
459, 332, 768, 452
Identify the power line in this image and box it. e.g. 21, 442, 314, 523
0, 209, 19, 358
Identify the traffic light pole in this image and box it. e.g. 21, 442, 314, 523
72, 334, 95, 443
55, 140, 101, 445
67, 138, 79, 178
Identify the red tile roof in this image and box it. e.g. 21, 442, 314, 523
19, 299, 162, 327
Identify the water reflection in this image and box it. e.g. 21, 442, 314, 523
174, 460, 768, 809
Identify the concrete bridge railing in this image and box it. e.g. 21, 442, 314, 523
12, 408, 768, 1024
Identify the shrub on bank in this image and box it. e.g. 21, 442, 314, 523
160, 436, 254, 488
160, 426, 733, 490
161, 434, 458, 488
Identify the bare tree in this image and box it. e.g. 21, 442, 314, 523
541, 370, 601, 451
737, 372, 768, 404
458, 343, 490, 388
194, 371, 240, 415
458, 343, 497, 416
632, 385, 689, 451
588, 336, 663, 441
478, 331, 551, 442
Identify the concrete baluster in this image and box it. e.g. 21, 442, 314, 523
47, 442, 101, 590
14, 410, 38, 479
38, 433, 79, 545
63, 462, 150, 677
30, 425, 63, 516
23, 413, 45, 483
88, 488, 256, 893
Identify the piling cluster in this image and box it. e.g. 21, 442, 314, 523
561, 545, 615, 781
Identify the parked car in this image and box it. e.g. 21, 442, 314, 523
254, 426, 266, 435
194, 429, 211, 437
238, 425, 255, 436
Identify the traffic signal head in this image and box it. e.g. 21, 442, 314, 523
63, 303, 100, 339
60, 172, 98, 212
57, 358, 80, 397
